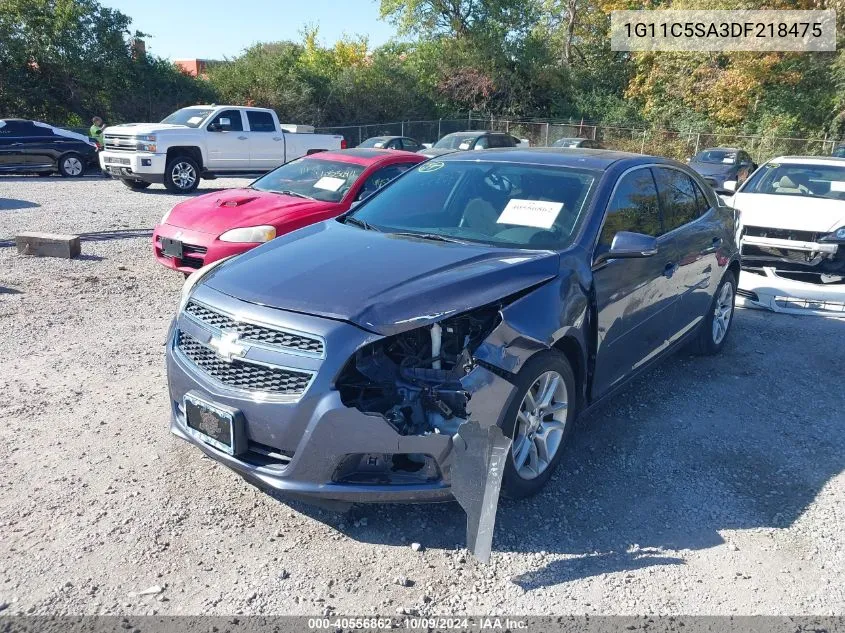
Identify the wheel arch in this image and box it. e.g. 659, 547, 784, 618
166, 146, 203, 170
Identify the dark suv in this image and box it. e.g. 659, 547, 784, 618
166, 147, 740, 528
0, 119, 98, 177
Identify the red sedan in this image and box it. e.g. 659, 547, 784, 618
152, 149, 426, 273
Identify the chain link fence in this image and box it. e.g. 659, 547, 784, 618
317, 116, 842, 163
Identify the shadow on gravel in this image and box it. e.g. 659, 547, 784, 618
0, 198, 40, 210
0, 286, 23, 295
80, 229, 153, 242
250, 310, 845, 586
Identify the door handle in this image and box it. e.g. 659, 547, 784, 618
237, 136, 248, 140
702, 236, 723, 253
663, 262, 677, 278
273, 137, 282, 141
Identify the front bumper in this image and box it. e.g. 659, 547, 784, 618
99, 150, 166, 183
165, 285, 514, 502
737, 268, 845, 316
152, 223, 257, 273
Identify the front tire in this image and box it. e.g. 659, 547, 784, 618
163, 156, 200, 193
499, 351, 577, 500
692, 271, 736, 356
121, 179, 151, 190
58, 153, 85, 178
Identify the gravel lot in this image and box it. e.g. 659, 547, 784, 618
1, 175, 844, 617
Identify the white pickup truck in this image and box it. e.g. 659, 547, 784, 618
99, 105, 345, 192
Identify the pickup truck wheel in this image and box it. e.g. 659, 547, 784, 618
499, 351, 577, 500
58, 153, 85, 178
164, 157, 199, 193
121, 179, 151, 190
692, 271, 736, 356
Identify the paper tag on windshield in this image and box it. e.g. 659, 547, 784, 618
497, 199, 563, 229
187, 116, 203, 125
722, 157, 734, 164
374, 142, 385, 148
829, 181, 845, 192
314, 176, 345, 191
459, 142, 471, 150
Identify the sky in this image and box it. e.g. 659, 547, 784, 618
99, 0, 398, 60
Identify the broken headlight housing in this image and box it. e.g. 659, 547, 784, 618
336, 305, 501, 436
821, 227, 845, 243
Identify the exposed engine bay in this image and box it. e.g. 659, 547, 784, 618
337, 306, 501, 436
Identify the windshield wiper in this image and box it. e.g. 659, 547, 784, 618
272, 190, 314, 200
344, 216, 380, 231
388, 231, 467, 244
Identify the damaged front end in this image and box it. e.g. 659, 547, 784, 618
739, 226, 845, 315
336, 304, 519, 562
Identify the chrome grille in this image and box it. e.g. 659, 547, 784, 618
184, 300, 324, 356
177, 331, 313, 395
103, 134, 137, 152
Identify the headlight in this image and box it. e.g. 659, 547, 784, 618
219, 225, 277, 243
177, 257, 232, 315
133, 135, 157, 152
821, 227, 845, 242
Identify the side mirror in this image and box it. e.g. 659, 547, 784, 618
208, 122, 221, 132
594, 231, 658, 266
722, 180, 737, 192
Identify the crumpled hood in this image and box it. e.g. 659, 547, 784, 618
104, 123, 192, 135
204, 220, 561, 335
732, 192, 845, 233
165, 188, 337, 235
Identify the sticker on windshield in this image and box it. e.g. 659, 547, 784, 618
314, 176, 346, 191
496, 199, 563, 229
419, 161, 445, 172
830, 181, 845, 192
373, 142, 385, 148
458, 142, 471, 150
722, 157, 734, 164
187, 116, 204, 125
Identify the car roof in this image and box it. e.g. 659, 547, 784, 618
438, 147, 668, 171
309, 148, 423, 165
765, 155, 845, 167
364, 136, 401, 141
698, 147, 742, 153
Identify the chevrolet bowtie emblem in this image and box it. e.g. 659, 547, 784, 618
208, 331, 247, 362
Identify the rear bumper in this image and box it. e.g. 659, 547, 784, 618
152, 223, 256, 273
737, 268, 845, 316
99, 151, 166, 183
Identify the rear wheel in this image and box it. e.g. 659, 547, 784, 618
58, 153, 85, 177
163, 156, 199, 193
121, 178, 151, 190
499, 351, 577, 499
692, 271, 736, 355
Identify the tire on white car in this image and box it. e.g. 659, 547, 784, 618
163, 155, 200, 193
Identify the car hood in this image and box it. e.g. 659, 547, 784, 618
165, 189, 337, 235
104, 123, 193, 135
732, 192, 845, 233
690, 162, 734, 177
203, 220, 561, 335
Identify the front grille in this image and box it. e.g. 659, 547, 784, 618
104, 134, 136, 152
184, 300, 324, 355
177, 331, 313, 395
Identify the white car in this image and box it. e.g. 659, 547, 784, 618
99, 106, 345, 193
722, 156, 845, 315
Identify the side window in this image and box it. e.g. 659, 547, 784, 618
599, 168, 661, 250
0, 121, 24, 136
356, 164, 411, 200
654, 167, 699, 233
474, 136, 490, 150
246, 111, 275, 132
401, 138, 420, 151
208, 110, 243, 132
689, 177, 712, 216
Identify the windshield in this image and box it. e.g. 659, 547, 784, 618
693, 149, 737, 164
345, 160, 597, 249
433, 133, 480, 150
739, 162, 845, 200
553, 138, 582, 148
251, 157, 366, 202
161, 107, 214, 128
359, 137, 389, 148
833, 147, 845, 158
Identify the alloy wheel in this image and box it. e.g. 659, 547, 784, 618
171, 162, 197, 190
511, 370, 569, 480
712, 281, 734, 345
63, 157, 83, 176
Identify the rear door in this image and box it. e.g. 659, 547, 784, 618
0, 121, 27, 169
205, 109, 250, 170
245, 110, 283, 172
21, 123, 62, 169
653, 166, 719, 338
592, 167, 679, 396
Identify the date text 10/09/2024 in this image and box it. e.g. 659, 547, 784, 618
306, 617, 529, 630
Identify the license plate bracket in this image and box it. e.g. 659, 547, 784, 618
161, 237, 184, 259
184, 393, 246, 456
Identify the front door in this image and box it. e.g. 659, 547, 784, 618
205, 110, 250, 170
592, 167, 679, 397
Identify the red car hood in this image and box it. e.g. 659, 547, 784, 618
165, 188, 339, 235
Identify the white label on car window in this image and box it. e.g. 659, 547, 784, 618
187, 116, 204, 125
459, 142, 471, 150
829, 181, 845, 192
496, 199, 563, 229
314, 176, 346, 191
722, 157, 734, 164
374, 142, 385, 148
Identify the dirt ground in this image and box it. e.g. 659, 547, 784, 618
1, 175, 844, 617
